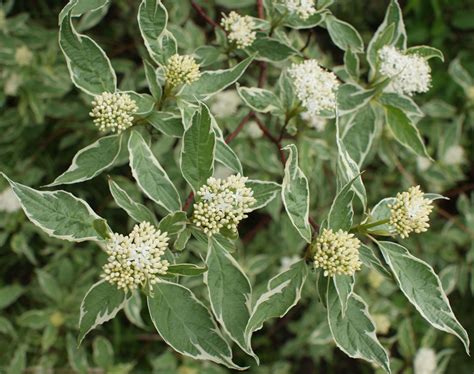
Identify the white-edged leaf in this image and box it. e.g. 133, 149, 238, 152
48, 134, 121, 186
137, 0, 168, 65
406, 46, 444, 61
337, 84, 376, 116
325, 14, 364, 53
144, 60, 162, 100
146, 111, 184, 138
378, 92, 424, 118
128, 130, 181, 212
377, 241, 470, 353
124, 291, 146, 329
246, 36, 299, 62
205, 238, 255, 359
247, 180, 280, 211
215, 138, 243, 174
448, 58, 473, 93
1, 173, 103, 242
108, 178, 156, 224
147, 280, 246, 370
78, 280, 128, 344
333, 275, 355, 317
166, 263, 207, 276
327, 282, 391, 373
327, 176, 356, 232
237, 85, 282, 113
179, 57, 253, 101
281, 145, 312, 243
245, 260, 307, 348
59, 13, 116, 95
180, 103, 216, 193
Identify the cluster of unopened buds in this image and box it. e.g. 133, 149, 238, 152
90, 92, 138, 133
102, 222, 169, 291
193, 174, 256, 236
164, 54, 201, 88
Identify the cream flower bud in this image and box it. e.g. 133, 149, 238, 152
193, 174, 256, 236
221, 11, 256, 49
313, 228, 362, 277
283, 0, 316, 20
164, 54, 201, 88
414, 348, 437, 374
102, 222, 170, 291
15, 46, 33, 66
289, 60, 339, 116
89, 92, 138, 133
378, 46, 431, 96
389, 186, 433, 238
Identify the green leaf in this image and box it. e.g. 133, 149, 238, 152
2, 174, 103, 242
367, 0, 406, 74
384, 105, 430, 158
128, 130, 181, 212
359, 244, 391, 277
247, 180, 281, 211
215, 138, 243, 174
0, 285, 24, 310
137, 0, 169, 65
180, 57, 253, 101
126, 92, 155, 116
333, 275, 355, 317
93, 218, 111, 240
71, 0, 109, 17
144, 60, 162, 100
245, 261, 307, 348
47, 134, 121, 186
377, 241, 470, 353
7, 346, 27, 374
59, 13, 116, 95
180, 103, 216, 193
147, 280, 245, 370
344, 49, 360, 81
281, 145, 312, 243
146, 111, 184, 138
93, 336, 114, 369
36, 270, 62, 303
78, 280, 128, 344
342, 104, 378, 167
325, 14, 364, 53
406, 46, 444, 61
337, 84, 376, 116
327, 283, 391, 373
109, 178, 157, 224
448, 58, 473, 93
283, 9, 327, 29
237, 85, 283, 113
67, 333, 89, 374
158, 211, 187, 236
166, 263, 207, 276
247, 36, 298, 62
124, 291, 146, 328
205, 238, 255, 359
378, 93, 423, 118
327, 176, 356, 232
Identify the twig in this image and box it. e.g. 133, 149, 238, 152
252, 115, 287, 165
300, 31, 312, 52
242, 214, 272, 243
182, 192, 194, 211
190, 0, 222, 29
225, 112, 253, 143
257, 0, 264, 19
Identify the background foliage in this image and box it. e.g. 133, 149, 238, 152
1, 0, 473, 372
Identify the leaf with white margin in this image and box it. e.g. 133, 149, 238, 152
210, 116, 243, 174
1, 173, 103, 242
146, 111, 184, 138
147, 280, 246, 370
326, 175, 358, 232
246, 37, 299, 63
378, 92, 424, 118
367, 0, 406, 74
237, 85, 283, 113
108, 178, 157, 225
59, 13, 116, 95
47, 134, 121, 187
247, 180, 280, 211
205, 238, 255, 359
377, 241, 470, 353
180, 103, 216, 193
325, 14, 364, 53
337, 84, 376, 116
406, 46, 444, 61
128, 130, 181, 212
342, 104, 378, 167
327, 282, 391, 373
124, 291, 146, 329
335, 115, 367, 210
281, 145, 312, 243
137, 0, 168, 65
245, 260, 308, 349
179, 57, 253, 101
78, 280, 129, 344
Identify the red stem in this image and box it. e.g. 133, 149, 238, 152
190, 0, 222, 29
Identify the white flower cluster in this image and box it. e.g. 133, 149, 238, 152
313, 228, 362, 277
378, 45, 431, 96
15, 46, 33, 66
389, 186, 433, 238
221, 11, 256, 49
283, 0, 316, 20
193, 174, 256, 236
164, 54, 201, 88
414, 348, 437, 374
289, 60, 339, 116
102, 222, 170, 291
90, 92, 138, 133
211, 90, 241, 118
301, 111, 327, 131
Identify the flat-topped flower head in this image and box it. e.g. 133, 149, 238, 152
193, 174, 256, 236
378, 45, 431, 96
15, 46, 33, 66
165, 54, 201, 88
313, 228, 362, 277
389, 186, 433, 238
102, 222, 169, 291
283, 0, 316, 20
221, 11, 256, 49
90, 92, 137, 133
289, 60, 339, 116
